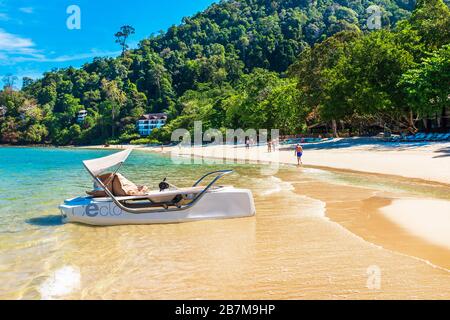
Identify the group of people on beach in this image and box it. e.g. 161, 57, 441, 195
270, 141, 303, 165
244, 137, 280, 152
244, 137, 303, 165
267, 139, 279, 153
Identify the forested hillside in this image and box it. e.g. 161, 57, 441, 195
1, 0, 449, 145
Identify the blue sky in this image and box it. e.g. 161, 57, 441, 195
0, 0, 217, 86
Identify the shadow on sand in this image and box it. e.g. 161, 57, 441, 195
26, 215, 64, 226
433, 146, 450, 158
279, 137, 436, 151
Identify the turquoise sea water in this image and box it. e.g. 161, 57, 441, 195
1, 146, 447, 235
1, 148, 109, 229
0, 147, 253, 233
0, 146, 277, 299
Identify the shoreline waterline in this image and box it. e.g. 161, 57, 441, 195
140, 147, 450, 270
133, 146, 450, 269
70, 139, 450, 186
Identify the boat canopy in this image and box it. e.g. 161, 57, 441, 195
83, 149, 132, 176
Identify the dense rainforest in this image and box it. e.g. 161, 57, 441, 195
0, 0, 449, 145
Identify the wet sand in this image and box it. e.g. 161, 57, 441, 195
157, 144, 450, 271
276, 169, 450, 270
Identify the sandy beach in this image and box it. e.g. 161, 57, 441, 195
156, 138, 450, 185
86, 138, 450, 184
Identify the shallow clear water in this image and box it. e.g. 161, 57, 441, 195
1, 147, 449, 299
0, 147, 255, 223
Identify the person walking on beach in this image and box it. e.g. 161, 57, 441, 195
245, 137, 250, 149
295, 144, 303, 165
267, 140, 272, 153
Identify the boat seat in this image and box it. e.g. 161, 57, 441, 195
144, 186, 208, 203
92, 185, 223, 203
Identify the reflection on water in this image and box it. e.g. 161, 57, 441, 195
0, 147, 449, 299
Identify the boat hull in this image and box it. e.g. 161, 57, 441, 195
59, 187, 255, 225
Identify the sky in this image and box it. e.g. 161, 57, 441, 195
0, 0, 217, 87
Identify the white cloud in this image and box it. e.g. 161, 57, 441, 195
47, 50, 121, 62
12, 49, 121, 63
0, 29, 37, 53
0, 29, 44, 65
0, 28, 120, 68
19, 7, 33, 14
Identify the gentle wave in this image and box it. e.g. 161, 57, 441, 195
256, 175, 326, 218
261, 176, 294, 195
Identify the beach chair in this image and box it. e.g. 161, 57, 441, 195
390, 135, 401, 142
412, 133, 426, 141
431, 133, 444, 141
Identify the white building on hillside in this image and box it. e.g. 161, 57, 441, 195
77, 110, 88, 123
136, 113, 167, 136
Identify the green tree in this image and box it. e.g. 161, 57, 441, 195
410, 0, 450, 51
224, 68, 282, 129
22, 123, 48, 143
115, 25, 136, 55
260, 78, 306, 134
331, 30, 416, 131
22, 77, 34, 89
0, 117, 20, 144
101, 79, 126, 138
288, 30, 361, 136
400, 44, 450, 126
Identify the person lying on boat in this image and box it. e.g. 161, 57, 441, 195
87, 173, 149, 197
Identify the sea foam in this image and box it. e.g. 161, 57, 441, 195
261, 176, 294, 195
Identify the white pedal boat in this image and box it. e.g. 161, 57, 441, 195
59, 149, 255, 226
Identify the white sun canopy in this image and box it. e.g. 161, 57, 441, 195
83, 149, 132, 176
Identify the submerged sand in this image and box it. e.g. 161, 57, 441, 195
18, 165, 448, 300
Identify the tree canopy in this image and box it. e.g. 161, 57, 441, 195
1, 0, 449, 145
